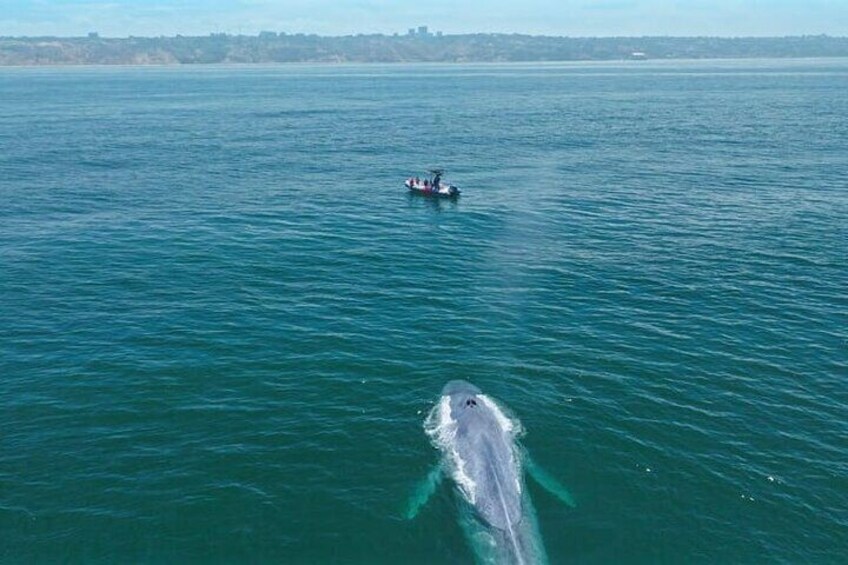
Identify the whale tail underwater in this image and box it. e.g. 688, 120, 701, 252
406, 380, 576, 565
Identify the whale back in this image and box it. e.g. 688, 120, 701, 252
428, 382, 524, 531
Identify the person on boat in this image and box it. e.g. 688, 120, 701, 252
433, 172, 441, 189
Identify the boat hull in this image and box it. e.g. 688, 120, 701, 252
405, 180, 460, 198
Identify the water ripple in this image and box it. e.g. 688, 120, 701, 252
1, 61, 847, 563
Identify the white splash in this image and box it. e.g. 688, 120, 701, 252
425, 395, 478, 504
478, 394, 522, 436
478, 394, 526, 494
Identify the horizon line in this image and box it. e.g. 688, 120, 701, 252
2, 32, 845, 41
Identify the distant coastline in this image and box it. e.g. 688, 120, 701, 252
2, 33, 847, 66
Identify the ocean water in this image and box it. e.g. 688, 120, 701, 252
1, 59, 846, 563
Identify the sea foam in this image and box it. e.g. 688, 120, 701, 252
425, 395, 478, 503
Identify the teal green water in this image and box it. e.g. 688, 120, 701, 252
1, 60, 847, 563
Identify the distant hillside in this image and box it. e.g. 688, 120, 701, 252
2, 34, 847, 65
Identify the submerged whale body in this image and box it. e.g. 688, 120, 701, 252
407, 380, 575, 565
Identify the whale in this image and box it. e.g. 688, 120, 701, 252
406, 380, 575, 564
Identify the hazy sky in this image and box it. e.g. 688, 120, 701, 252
2, 0, 847, 38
